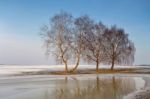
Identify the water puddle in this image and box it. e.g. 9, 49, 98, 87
3, 75, 150, 99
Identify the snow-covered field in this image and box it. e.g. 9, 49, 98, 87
0, 65, 149, 75
0, 65, 64, 75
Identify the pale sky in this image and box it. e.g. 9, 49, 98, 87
0, 0, 150, 65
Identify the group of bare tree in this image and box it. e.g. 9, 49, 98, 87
41, 12, 135, 73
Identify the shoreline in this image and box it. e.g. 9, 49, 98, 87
17, 68, 150, 76
0, 65, 150, 76
124, 88, 150, 99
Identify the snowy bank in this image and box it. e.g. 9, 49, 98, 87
124, 87, 150, 99
0, 65, 149, 75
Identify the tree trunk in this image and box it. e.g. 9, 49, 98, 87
96, 59, 99, 72
111, 46, 115, 70
63, 60, 68, 73
111, 60, 115, 70
61, 53, 68, 73
71, 54, 80, 72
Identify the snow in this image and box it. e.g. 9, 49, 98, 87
134, 77, 145, 90
0, 65, 149, 75
0, 65, 64, 75
123, 87, 150, 99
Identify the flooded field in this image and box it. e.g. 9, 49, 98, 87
0, 74, 149, 99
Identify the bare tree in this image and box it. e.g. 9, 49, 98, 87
41, 12, 135, 72
70, 27, 85, 72
103, 26, 135, 70
75, 16, 106, 71
41, 12, 73, 73
41, 12, 86, 73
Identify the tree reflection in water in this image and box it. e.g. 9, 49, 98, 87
50, 76, 136, 99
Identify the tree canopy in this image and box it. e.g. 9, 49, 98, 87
41, 11, 135, 72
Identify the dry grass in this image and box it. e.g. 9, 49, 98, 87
15, 68, 150, 76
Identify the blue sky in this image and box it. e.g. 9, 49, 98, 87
0, 0, 150, 65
